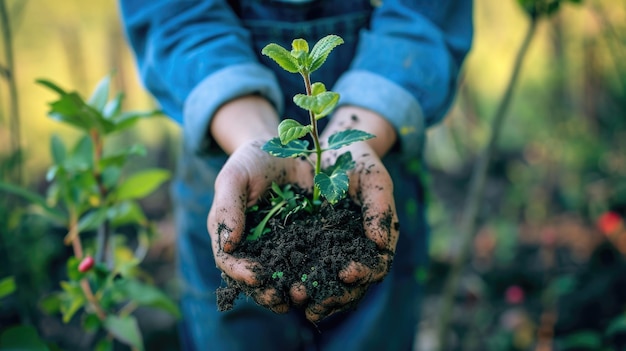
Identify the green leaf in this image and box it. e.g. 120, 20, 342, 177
293, 91, 339, 118
324, 152, 355, 176
95, 339, 113, 351
314, 171, 349, 204
59, 281, 86, 323
83, 313, 102, 332
278, 119, 311, 145
77, 207, 109, 232
50, 134, 66, 165
39, 293, 63, 315
291, 38, 310, 67
66, 256, 85, 282
291, 38, 309, 54
111, 110, 162, 132
116, 279, 181, 318
0, 276, 16, 299
66, 135, 94, 171
108, 201, 148, 227
0, 325, 49, 351
262, 137, 311, 158
326, 129, 375, 150
0, 181, 67, 223
559, 330, 602, 349
103, 315, 144, 351
99, 144, 147, 169
262, 43, 300, 73
114, 169, 171, 201
88, 75, 111, 112
606, 313, 626, 338
36, 78, 67, 95
311, 82, 327, 96
103, 92, 124, 119
309, 35, 344, 73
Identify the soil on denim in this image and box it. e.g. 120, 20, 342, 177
215, 185, 382, 315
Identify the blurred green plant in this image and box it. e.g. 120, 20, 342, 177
0, 75, 179, 351
435, 0, 584, 349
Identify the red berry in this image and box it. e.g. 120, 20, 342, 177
597, 211, 622, 236
505, 285, 524, 304
78, 256, 95, 273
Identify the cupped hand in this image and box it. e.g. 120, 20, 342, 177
301, 140, 400, 322
207, 139, 313, 313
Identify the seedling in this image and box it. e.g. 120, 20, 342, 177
247, 183, 312, 241
261, 35, 374, 206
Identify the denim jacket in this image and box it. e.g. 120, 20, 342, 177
119, 0, 473, 158
120, 0, 473, 275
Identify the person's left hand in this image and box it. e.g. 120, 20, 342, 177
292, 139, 400, 322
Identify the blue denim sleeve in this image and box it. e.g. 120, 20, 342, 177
118, 0, 283, 152
334, 0, 473, 158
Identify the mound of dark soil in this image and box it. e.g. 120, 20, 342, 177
216, 186, 381, 315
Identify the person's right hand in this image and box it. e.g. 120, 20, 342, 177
207, 139, 313, 313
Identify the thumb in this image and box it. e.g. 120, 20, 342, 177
208, 171, 248, 253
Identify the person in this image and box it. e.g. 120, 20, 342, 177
118, 0, 473, 350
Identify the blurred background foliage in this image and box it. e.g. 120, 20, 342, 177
1, 0, 626, 350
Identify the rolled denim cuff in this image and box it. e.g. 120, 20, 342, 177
183, 62, 283, 153
333, 70, 424, 158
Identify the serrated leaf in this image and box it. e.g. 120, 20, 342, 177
50, 134, 66, 165
115, 279, 181, 318
0, 276, 16, 299
262, 137, 311, 158
104, 315, 144, 351
326, 130, 375, 150
324, 152, 355, 176
309, 35, 344, 73
262, 43, 300, 73
293, 91, 339, 118
278, 119, 311, 144
88, 75, 111, 112
291, 38, 309, 54
314, 171, 349, 204
114, 169, 171, 201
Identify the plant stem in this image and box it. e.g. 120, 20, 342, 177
302, 72, 322, 203
90, 129, 112, 266
0, 0, 23, 185
435, 18, 538, 351
68, 208, 107, 321
80, 279, 107, 321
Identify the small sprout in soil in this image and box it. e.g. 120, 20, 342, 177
261, 35, 375, 207
247, 183, 312, 240
301, 274, 308, 282
312, 281, 319, 288
272, 271, 284, 279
